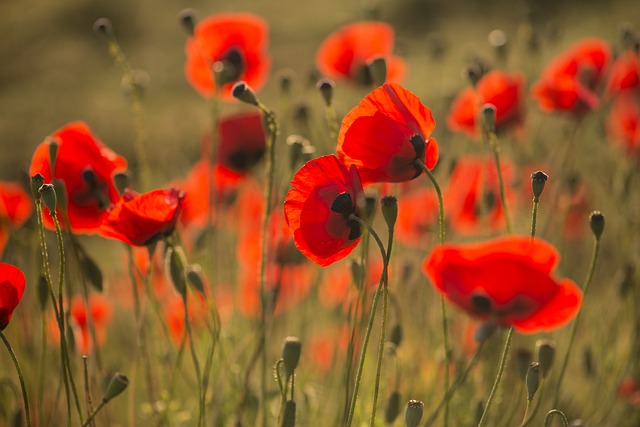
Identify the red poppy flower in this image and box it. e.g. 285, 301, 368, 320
99, 187, 185, 246
284, 155, 365, 267
447, 70, 525, 138
605, 50, 640, 98
0, 182, 33, 256
444, 155, 516, 235
395, 187, 439, 247
29, 121, 127, 233
607, 93, 640, 157
422, 236, 582, 333
0, 263, 26, 330
184, 13, 270, 99
68, 294, 112, 354
338, 83, 439, 184
532, 38, 611, 114
316, 21, 405, 85
217, 111, 266, 174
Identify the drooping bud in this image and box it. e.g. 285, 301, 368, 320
367, 56, 387, 87
177, 9, 197, 36
30, 174, 45, 200
93, 18, 113, 36
531, 171, 549, 202
526, 362, 541, 401
186, 265, 206, 295
589, 211, 605, 240
480, 103, 497, 135
385, 391, 401, 424
38, 184, 57, 214
282, 336, 302, 379
381, 196, 398, 230
404, 400, 424, 427
536, 339, 556, 378
166, 245, 188, 297
389, 324, 403, 348
232, 81, 259, 106
37, 276, 49, 311
316, 78, 335, 106
103, 373, 129, 403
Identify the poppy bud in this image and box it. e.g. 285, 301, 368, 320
282, 336, 302, 379
37, 276, 49, 311
177, 9, 197, 36
103, 373, 129, 403
232, 81, 259, 107
515, 349, 533, 379
404, 400, 424, 427
81, 253, 103, 292
281, 400, 296, 427
166, 246, 187, 297
114, 172, 129, 196
474, 322, 497, 343
381, 196, 398, 230
186, 265, 206, 295
316, 78, 335, 106
48, 139, 59, 173
385, 391, 401, 424
367, 56, 387, 87
93, 18, 113, 36
531, 171, 549, 202
526, 362, 541, 401
389, 324, 403, 348
589, 211, 604, 239
536, 339, 555, 378
351, 260, 365, 285
360, 194, 378, 223
479, 103, 497, 134
38, 184, 57, 214
30, 174, 45, 200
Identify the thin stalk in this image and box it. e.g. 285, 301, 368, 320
531, 199, 539, 238
544, 409, 568, 427
520, 380, 546, 427
183, 294, 204, 427
81, 400, 106, 427
82, 356, 96, 427
0, 331, 31, 427
487, 132, 513, 234
346, 215, 389, 427
416, 158, 450, 427
553, 235, 601, 407
477, 326, 515, 427
37, 312, 47, 426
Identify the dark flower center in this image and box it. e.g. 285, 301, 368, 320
331, 192, 363, 240
215, 47, 245, 85
471, 294, 493, 315
72, 168, 111, 210
226, 148, 266, 172
410, 134, 426, 178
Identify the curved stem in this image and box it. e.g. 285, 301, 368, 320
544, 409, 568, 427
346, 215, 389, 427
81, 400, 106, 427
520, 379, 546, 427
183, 294, 204, 427
477, 326, 515, 427
553, 236, 601, 407
415, 159, 445, 245
0, 331, 31, 427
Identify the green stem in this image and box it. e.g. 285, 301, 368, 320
477, 326, 515, 427
346, 215, 389, 427
487, 132, 513, 234
81, 400, 106, 427
531, 198, 539, 238
520, 379, 545, 427
553, 236, 601, 407
37, 312, 46, 426
544, 409, 568, 427
0, 331, 31, 427
416, 158, 450, 427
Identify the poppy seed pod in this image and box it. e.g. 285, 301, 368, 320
381, 196, 398, 230
93, 18, 113, 35
30, 174, 45, 200
589, 211, 605, 239
404, 400, 424, 427
103, 373, 129, 403
316, 78, 335, 106
38, 184, 57, 214
531, 171, 549, 201
480, 103, 497, 134
385, 391, 401, 424
526, 362, 541, 401
282, 336, 302, 379
177, 9, 197, 36
232, 82, 259, 106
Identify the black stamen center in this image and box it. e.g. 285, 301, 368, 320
331, 192, 363, 240
471, 294, 492, 315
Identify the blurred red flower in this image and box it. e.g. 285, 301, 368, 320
605, 50, 640, 98
0, 263, 26, 330
444, 155, 516, 235
0, 182, 33, 256
284, 155, 364, 267
395, 187, 439, 247
607, 94, 640, 157
447, 70, 524, 138
164, 293, 209, 347
184, 13, 270, 99
217, 111, 266, 174
338, 83, 439, 184
29, 121, 127, 233
99, 187, 185, 246
532, 38, 611, 114
69, 294, 112, 354
422, 236, 582, 333
316, 21, 405, 85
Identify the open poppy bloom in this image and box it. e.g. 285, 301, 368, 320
185, 13, 270, 99
607, 93, 640, 158
422, 236, 582, 333
217, 111, 266, 174
284, 155, 364, 267
0, 263, 26, 330
605, 50, 640, 98
0, 182, 33, 256
337, 83, 439, 184
316, 21, 405, 85
29, 121, 127, 233
447, 70, 524, 138
532, 38, 611, 114
99, 187, 185, 246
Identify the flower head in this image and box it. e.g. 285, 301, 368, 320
284, 155, 364, 267
532, 38, 611, 114
447, 70, 524, 138
0, 263, 26, 330
422, 236, 582, 333
607, 93, 640, 158
99, 187, 185, 246
605, 50, 640, 98
316, 21, 405, 85
217, 111, 266, 174
0, 182, 33, 256
29, 121, 127, 233
184, 13, 270, 99
338, 83, 439, 184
